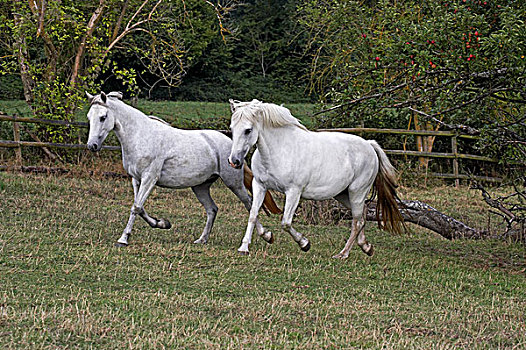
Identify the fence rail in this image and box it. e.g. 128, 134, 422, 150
0, 113, 501, 183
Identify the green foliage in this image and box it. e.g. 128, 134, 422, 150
300, 0, 526, 163
0, 0, 229, 145
166, 0, 313, 103
0, 75, 23, 100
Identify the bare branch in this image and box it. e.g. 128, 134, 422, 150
70, 0, 106, 88
105, 0, 163, 55
111, 0, 130, 43
407, 107, 480, 135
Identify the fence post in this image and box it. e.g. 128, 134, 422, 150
12, 117, 22, 165
451, 134, 459, 187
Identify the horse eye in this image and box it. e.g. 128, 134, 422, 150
99, 115, 107, 122
244, 128, 252, 135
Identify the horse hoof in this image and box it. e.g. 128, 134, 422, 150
238, 250, 250, 256
300, 241, 311, 252
332, 253, 348, 259
262, 231, 274, 244
193, 239, 207, 244
114, 242, 128, 248
157, 219, 171, 229
365, 245, 374, 257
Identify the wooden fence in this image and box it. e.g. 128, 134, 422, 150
0, 112, 501, 183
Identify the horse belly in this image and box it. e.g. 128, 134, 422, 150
157, 159, 217, 188
301, 176, 351, 200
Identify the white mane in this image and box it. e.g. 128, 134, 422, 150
148, 115, 171, 126
231, 99, 307, 130
91, 92, 170, 126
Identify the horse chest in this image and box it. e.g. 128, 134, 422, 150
252, 165, 291, 193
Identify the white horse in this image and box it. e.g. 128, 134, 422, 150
228, 99, 404, 259
85, 92, 280, 247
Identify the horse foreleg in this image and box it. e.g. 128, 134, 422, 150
191, 183, 218, 244
127, 178, 171, 230
116, 175, 159, 247
238, 180, 267, 255
282, 190, 310, 252
225, 180, 273, 244
138, 207, 171, 230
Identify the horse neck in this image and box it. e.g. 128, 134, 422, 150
109, 102, 147, 145
256, 125, 307, 160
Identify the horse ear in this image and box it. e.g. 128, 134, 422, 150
86, 92, 94, 103
100, 92, 107, 104
229, 99, 236, 113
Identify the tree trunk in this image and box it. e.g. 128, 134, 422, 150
13, 14, 35, 110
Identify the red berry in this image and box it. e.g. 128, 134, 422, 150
375, 57, 380, 61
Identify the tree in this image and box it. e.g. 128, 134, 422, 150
299, 0, 525, 162
172, 0, 312, 102
0, 0, 233, 141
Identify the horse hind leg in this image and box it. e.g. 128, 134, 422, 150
333, 193, 372, 259
191, 181, 218, 244
333, 215, 371, 259
356, 213, 373, 256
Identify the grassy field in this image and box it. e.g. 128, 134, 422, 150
1, 172, 525, 349
0, 99, 318, 129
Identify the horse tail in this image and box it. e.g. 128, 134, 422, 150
369, 141, 405, 234
243, 164, 282, 215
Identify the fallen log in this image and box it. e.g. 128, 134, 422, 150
366, 200, 484, 240
298, 199, 484, 240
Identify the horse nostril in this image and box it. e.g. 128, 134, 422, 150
228, 157, 241, 168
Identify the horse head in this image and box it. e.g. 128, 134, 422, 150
228, 100, 263, 168
85, 91, 118, 152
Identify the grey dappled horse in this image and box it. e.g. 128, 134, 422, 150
85, 92, 278, 247
228, 99, 405, 259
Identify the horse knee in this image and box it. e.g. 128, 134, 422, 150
206, 205, 218, 217
281, 222, 291, 231
131, 205, 144, 215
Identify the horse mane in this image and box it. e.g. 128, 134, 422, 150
231, 99, 307, 130
90, 92, 171, 126
89, 91, 122, 107
147, 115, 171, 126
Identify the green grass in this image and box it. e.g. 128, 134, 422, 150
1, 172, 524, 349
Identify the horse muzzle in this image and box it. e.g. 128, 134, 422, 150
87, 142, 101, 152
228, 156, 243, 169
